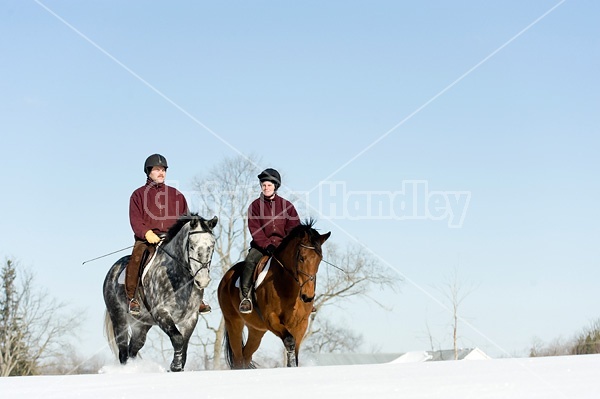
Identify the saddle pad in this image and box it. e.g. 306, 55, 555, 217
117, 247, 159, 285
234, 258, 272, 290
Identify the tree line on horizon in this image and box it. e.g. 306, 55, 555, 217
529, 319, 600, 358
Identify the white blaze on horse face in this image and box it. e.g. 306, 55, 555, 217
189, 229, 215, 289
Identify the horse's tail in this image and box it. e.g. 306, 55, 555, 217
223, 328, 235, 369
103, 310, 119, 357
223, 327, 256, 369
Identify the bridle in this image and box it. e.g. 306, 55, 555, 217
272, 243, 321, 292
159, 229, 213, 279
186, 230, 214, 278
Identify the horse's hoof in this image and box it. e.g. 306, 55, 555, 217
170, 362, 183, 372
286, 351, 298, 367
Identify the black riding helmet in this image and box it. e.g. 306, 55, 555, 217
144, 154, 168, 175
258, 168, 281, 190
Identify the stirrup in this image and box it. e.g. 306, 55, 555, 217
239, 297, 253, 314
128, 298, 140, 316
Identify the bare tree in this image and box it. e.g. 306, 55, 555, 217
301, 318, 363, 353
302, 243, 400, 353
41, 345, 106, 375
529, 319, 600, 357
1, 258, 82, 376
422, 319, 442, 354
437, 268, 477, 360
529, 335, 571, 357
571, 319, 600, 355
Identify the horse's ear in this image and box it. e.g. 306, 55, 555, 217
207, 216, 218, 230
319, 231, 331, 245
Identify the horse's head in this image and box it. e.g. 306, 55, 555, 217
276, 220, 331, 303
186, 215, 218, 289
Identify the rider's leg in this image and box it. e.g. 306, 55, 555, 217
125, 240, 147, 314
239, 248, 264, 314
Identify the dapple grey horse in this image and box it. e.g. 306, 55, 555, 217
103, 214, 217, 371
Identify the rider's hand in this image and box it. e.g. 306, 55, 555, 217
145, 230, 161, 244
265, 244, 276, 255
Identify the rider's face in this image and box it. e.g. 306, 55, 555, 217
261, 181, 276, 198
148, 166, 166, 184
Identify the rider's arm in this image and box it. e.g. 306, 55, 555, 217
129, 189, 149, 240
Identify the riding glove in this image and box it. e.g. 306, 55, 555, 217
266, 244, 276, 255
145, 230, 161, 244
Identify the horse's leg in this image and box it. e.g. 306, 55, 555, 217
129, 321, 152, 360
264, 313, 303, 367
113, 318, 130, 364
177, 319, 198, 371
108, 311, 130, 364
243, 327, 266, 368
283, 332, 298, 367
153, 310, 186, 372
293, 333, 305, 367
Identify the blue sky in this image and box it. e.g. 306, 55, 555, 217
1, 0, 599, 359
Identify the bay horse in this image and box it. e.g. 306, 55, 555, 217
218, 220, 330, 368
103, 213, 217, 371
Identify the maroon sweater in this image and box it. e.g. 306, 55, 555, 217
248, 193, 300, 251
129, 178, 189, 241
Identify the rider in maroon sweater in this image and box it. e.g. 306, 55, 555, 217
248, 192, 300, 251
239, 168, 300, 314
125, 154, 210, 316
129, 177, 188, 241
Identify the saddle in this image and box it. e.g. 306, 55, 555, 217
138, 233, 167, 278
139, 247, 156, 275
117, 243, 158, 286
252, 255, 271, 282
235, 255, 272, 293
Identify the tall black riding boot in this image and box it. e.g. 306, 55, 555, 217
239, 261, 256, 314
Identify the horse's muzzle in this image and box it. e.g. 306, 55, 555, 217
194, 274, 211, 289
300, 294, 314, 303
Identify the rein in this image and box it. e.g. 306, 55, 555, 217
158, 230, 212, 278
272, 243, 319, 290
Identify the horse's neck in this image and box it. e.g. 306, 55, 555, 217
145, 235, 190, 293
276, 240, 300, 267
272, 251, 299, 290
156, 235, 186, 271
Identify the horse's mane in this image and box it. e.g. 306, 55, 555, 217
279, 219, 323, 254
163, 213, 213, 244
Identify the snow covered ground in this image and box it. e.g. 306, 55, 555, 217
3, 354, 600, 399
